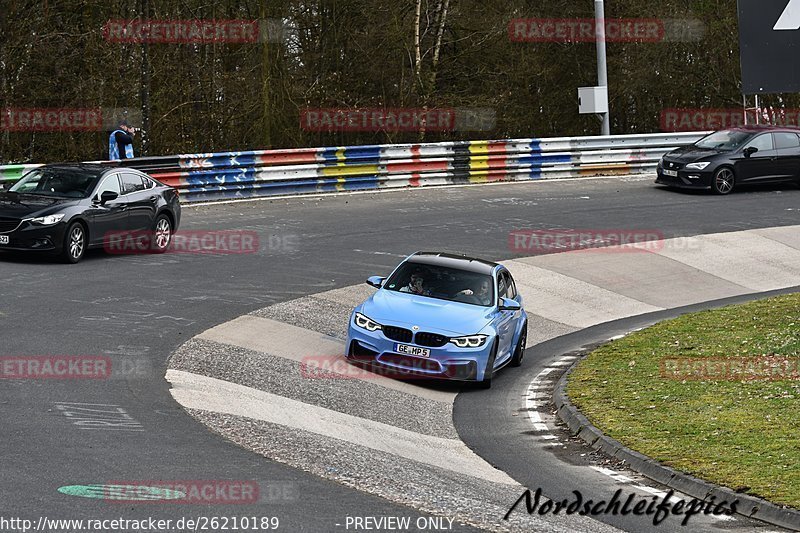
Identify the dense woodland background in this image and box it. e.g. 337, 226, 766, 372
1, 0, 798, 163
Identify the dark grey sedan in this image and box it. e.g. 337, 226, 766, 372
0, 163, 181, 263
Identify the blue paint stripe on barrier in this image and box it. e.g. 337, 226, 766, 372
517, 154, 573, 165
344, 145, 382, 160
182, 175, 382, 201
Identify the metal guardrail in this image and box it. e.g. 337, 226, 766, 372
0, 132, 708, 203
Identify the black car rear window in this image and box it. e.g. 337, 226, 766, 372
774, 132, 800, 150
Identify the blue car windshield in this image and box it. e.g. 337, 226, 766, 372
694, 130, 752, 151
384, 263, 495, 307
8, 169, 101, 198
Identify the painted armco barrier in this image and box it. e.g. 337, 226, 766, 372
0, 132, 707, 203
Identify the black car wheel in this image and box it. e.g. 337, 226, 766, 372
712, 167, 735, 195
61, 222, 86, 264
510, 324, 527, 367
151, 214, 173, 253
478, 338, 498, 389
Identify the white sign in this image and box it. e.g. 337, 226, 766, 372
774, 0, 800, 30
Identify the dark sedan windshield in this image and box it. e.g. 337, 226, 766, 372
8, 168, 102, 198
694, 130, 752, 151
385, 263, 495, 306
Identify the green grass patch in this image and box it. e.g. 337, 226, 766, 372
567, 293, 800, 509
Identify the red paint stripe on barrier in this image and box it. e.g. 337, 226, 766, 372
386, 161, 449, 173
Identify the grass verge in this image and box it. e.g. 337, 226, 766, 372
567, 293, 800, 509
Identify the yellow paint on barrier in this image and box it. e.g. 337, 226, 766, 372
469, 156, 489, 170
468, 170, 490, 183
468, 141, 489, 155
321, 164, 380, 177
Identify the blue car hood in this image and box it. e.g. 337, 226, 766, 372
361, 290, 494, 336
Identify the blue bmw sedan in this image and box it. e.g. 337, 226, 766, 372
346, 252, 528, 388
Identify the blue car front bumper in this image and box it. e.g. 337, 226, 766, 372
345, 319, 494, 382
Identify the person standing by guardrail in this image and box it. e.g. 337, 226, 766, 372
108, 119, 136, 160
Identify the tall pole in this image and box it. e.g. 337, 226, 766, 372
260, 2, 271, 148
139, 0, 151, 155
595, 0, 610, 135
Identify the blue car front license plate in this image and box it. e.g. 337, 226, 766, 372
395, 343, 430, 358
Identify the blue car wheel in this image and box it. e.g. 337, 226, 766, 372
511, 323, 527, 367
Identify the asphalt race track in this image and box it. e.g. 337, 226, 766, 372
2, 175, 799, 532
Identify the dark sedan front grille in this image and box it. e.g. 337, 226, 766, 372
414, 332, 449, 347
0, 217, 22, 233
382, 325, 413, 343
662, 160, 684, 170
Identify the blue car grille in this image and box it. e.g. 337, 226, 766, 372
414, 332, 448, 347
380, 353, 441, 372
382, 325, 413, 343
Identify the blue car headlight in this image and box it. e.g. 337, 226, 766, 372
354, 312, 382, 332
25, 214, 65, 226
449, 335, 488, 348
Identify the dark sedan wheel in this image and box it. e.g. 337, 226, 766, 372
61, 222, 86, 264
712, 167, 735, 195
510, 325, 527, 367
478, 338, 498, 389
151, 214, 173, 253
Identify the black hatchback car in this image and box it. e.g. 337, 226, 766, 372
656, 126, 800, 194
0, 163, 181, 263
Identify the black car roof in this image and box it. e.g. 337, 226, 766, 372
407, 252, 499, 275
726, 125, 800, 133
37, 163, 111, 177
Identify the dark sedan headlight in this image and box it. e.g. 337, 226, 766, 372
354, 312, 382, 332
685, 162, 711, 171
449, 335, 488, 348
25, 214, 65, 226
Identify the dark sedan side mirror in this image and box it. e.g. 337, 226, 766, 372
499, 297, 521, 312
366, 276, 385, 289
1, 181, 11, 191
743, 146, 758, 158
99, 190, 119, 204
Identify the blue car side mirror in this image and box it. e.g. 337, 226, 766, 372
366, 276, 385, 289
499, 297, 521, 311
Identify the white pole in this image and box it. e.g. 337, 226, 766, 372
595, 0, 610, 135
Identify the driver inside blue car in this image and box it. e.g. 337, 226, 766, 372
456, 279, 492, 305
